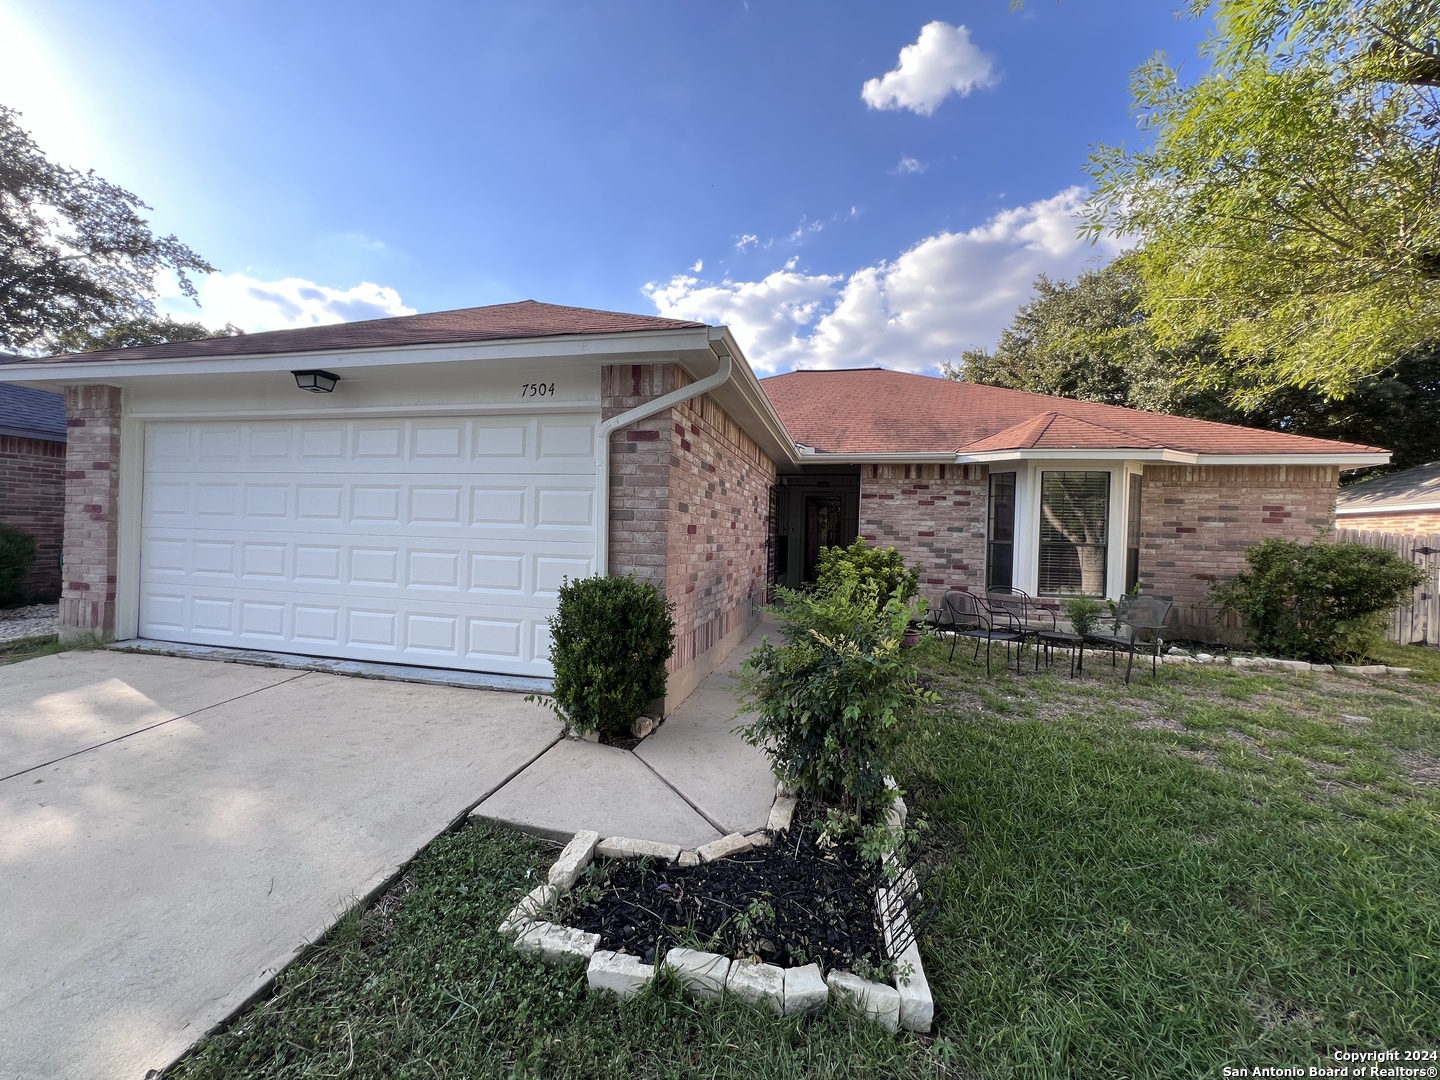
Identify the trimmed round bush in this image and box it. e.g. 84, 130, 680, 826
0, 525, 37, 608
537, 575, 675, 737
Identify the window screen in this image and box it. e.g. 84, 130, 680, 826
1038, 471, 1110, 596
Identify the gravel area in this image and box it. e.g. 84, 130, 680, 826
0, 603, 60, 645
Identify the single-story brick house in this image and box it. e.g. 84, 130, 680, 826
1335, 460, 1440, 536
0, 301, 1387, 707
0, 381, 67, 599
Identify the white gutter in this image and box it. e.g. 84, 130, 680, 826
594, 347, 734, 575
1338, 500, 1440, 515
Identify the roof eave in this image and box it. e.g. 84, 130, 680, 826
1337, 500, 1440, 515
0, 326, 717, 385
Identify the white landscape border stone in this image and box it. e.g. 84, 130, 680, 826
1160, 647, 1411, 677
498, 783, 934, 1031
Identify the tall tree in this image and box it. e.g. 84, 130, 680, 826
51, 316, 242, 355
0, 105, 214, 353
1087, 0, 1440, 403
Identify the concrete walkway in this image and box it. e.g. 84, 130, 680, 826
474, 621, 778, 847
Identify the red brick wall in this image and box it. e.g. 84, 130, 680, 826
666, 389, 776, 674
602, 364, 778, 704
1335, 510, 1440, 536
1136, 463, 1339, 635
859, 463, 989, 608
603, 363, 682, 593
60, 385, 122, 637
0, 434, 65, 598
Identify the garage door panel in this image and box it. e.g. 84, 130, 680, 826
140, 414, 597, 677
146, 417, 592, 472
145, 473, 597, 539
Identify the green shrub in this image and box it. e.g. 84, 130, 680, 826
815, 537, 921, 613
532, 575, 675, 737
0, 526, 37, 608
736, 571, 937, 844
1211, 538, 1426, 662
1061, 596, 1106, 637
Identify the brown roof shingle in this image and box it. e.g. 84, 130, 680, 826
761, 368, 1385, 458
11, 300, 707, 365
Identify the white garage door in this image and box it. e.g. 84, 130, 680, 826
138, 414, 598, 677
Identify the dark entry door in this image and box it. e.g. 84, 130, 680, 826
803, 494, 846, 583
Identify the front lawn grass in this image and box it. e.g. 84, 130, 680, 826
171, 639, 1440, 1078
903, 639, 1440, 1078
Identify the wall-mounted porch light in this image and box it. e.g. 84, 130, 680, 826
292, 369, 340, 393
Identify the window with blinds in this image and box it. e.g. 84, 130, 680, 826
1038, 471, 1110, 596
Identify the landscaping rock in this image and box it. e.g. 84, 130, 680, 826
1310, 663, 1335, 673
631, 714, 657, 739
726, 959, 785, 1015
746, 831, 772, 848
766, 795, 797, 833
677, 850, 700, 867
1336, 664, 1388, 675
587, 950, 654, 999
893, 939, 934, 1033
696, 832, 752, 863
548, 830, 600, 891
567, 729, 600, 743
1230, 657, 1254, 668
1167, 647, 1191, 656
500, 884, 557, 938
782, 963, 829, 1015
1196, 653, 1215, 663
1275, 659, 1313, 672
664, 947, 731, 1000
516, 921, 600, 966
596, 836, 682, 863
1387, 666, 1412, 676
826, 970, 901, 1033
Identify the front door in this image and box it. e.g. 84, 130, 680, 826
803, 494, 846, 583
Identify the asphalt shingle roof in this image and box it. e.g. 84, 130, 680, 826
1337, 460, 1440, 510
6, 300, 707, 366
0, 384, 66, 441
761, 368, 1384, 458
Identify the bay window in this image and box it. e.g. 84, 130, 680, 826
1037, 470, 1110, 596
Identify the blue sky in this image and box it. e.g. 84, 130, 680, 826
2, 1, 1208, 374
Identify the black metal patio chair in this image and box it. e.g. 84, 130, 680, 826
930, 589, 1023, 675
1079, 593, 1175, 685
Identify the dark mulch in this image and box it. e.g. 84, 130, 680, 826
560, 806, 889, 974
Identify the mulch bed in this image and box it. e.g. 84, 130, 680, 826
560, 805, 889, 974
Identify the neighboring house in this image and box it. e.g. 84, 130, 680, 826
0, 301, 1388, 707
1336, 461, 1440, 536
0, 379, 67, 599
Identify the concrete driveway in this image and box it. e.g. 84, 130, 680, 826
0, 651, 561, 1080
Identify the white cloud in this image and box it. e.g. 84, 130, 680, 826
644, 187, 1123, 375
895, 156, 925, 174
862, 22, 997, 116
160, 272, 416, 333
735, 234, 759, 252
691, 259, 704, 273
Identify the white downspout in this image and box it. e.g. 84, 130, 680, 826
595, 348, 734, 575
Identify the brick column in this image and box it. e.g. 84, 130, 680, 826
60, 385, 122, 640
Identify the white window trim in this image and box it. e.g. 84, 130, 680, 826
1011, 460, 1141, 602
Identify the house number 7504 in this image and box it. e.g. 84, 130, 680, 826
520, 382, 556, 397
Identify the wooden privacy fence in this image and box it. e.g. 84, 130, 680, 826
1337, 530, 1440, 645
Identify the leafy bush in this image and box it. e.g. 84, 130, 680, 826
0, 526, 37, 608
1061, 596, 1106, 637
1211, 539, 1426, 662
736, 570, 936, 844
532, 575, 675, 737
815, 537, 921, 612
